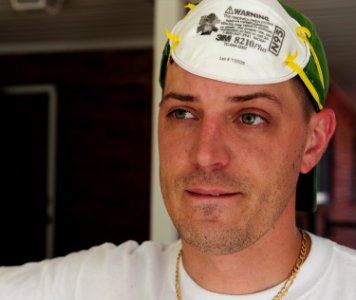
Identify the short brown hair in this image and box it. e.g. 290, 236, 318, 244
292, 77, 316, 121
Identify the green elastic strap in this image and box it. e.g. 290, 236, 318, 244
159, 41, 171, 88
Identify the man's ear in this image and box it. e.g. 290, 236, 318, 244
300, 108, 336, 174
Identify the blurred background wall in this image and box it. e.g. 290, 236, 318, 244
1, 0, 154, 265
0, 0, 355, 265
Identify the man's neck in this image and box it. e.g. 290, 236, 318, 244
180, 201, 310, 295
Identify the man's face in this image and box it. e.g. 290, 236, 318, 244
158, 64, 311, 255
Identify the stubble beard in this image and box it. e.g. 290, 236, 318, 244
162, 167, 297, 256
175, 194, 289, 256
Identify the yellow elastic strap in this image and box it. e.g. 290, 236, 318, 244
165, 28, 180, 66
296, 26, 325, 88
183, 3, 196, 19
184, 3, 196, 11
285, 51, 324, 110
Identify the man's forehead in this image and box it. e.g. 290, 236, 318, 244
163, 63, 292, 108
167, 63, 250, 88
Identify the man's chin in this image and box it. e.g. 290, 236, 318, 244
178, 223, 255, 255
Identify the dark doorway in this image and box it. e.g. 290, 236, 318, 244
2, 91, 49, 265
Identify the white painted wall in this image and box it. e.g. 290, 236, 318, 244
150, 0, 183, 244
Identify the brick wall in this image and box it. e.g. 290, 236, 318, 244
316, 84, 356, 249
0, 49, 153, 259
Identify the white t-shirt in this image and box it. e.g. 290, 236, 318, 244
0, 233, 355, 299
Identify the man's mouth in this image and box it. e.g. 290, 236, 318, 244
186, 188, 239, 198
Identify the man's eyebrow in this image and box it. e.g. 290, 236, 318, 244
160, 92, 197, 106
229, 92, 281, 107
160, 91, 282, 109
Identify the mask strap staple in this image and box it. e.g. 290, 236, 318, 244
184, 3, 196, 11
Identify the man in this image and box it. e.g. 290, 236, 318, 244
0, 0, 355, 299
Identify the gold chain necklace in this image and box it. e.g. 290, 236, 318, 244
175, 230, 307, 300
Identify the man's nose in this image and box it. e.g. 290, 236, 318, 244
191, 118, 231, 171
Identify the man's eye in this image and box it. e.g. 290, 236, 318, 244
169, 109, 195, 119
240, 113, 265, 125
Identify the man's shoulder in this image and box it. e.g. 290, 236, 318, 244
310, 232, 356, 262
76, 240, 181, 297
0, 240, 181, 299
81, 239, 181, 267
0, 240, 181, 280
328, 238, 356, 272
305, 232, 356, 281
98, 239, 181, 256
299, 233, 356, 299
